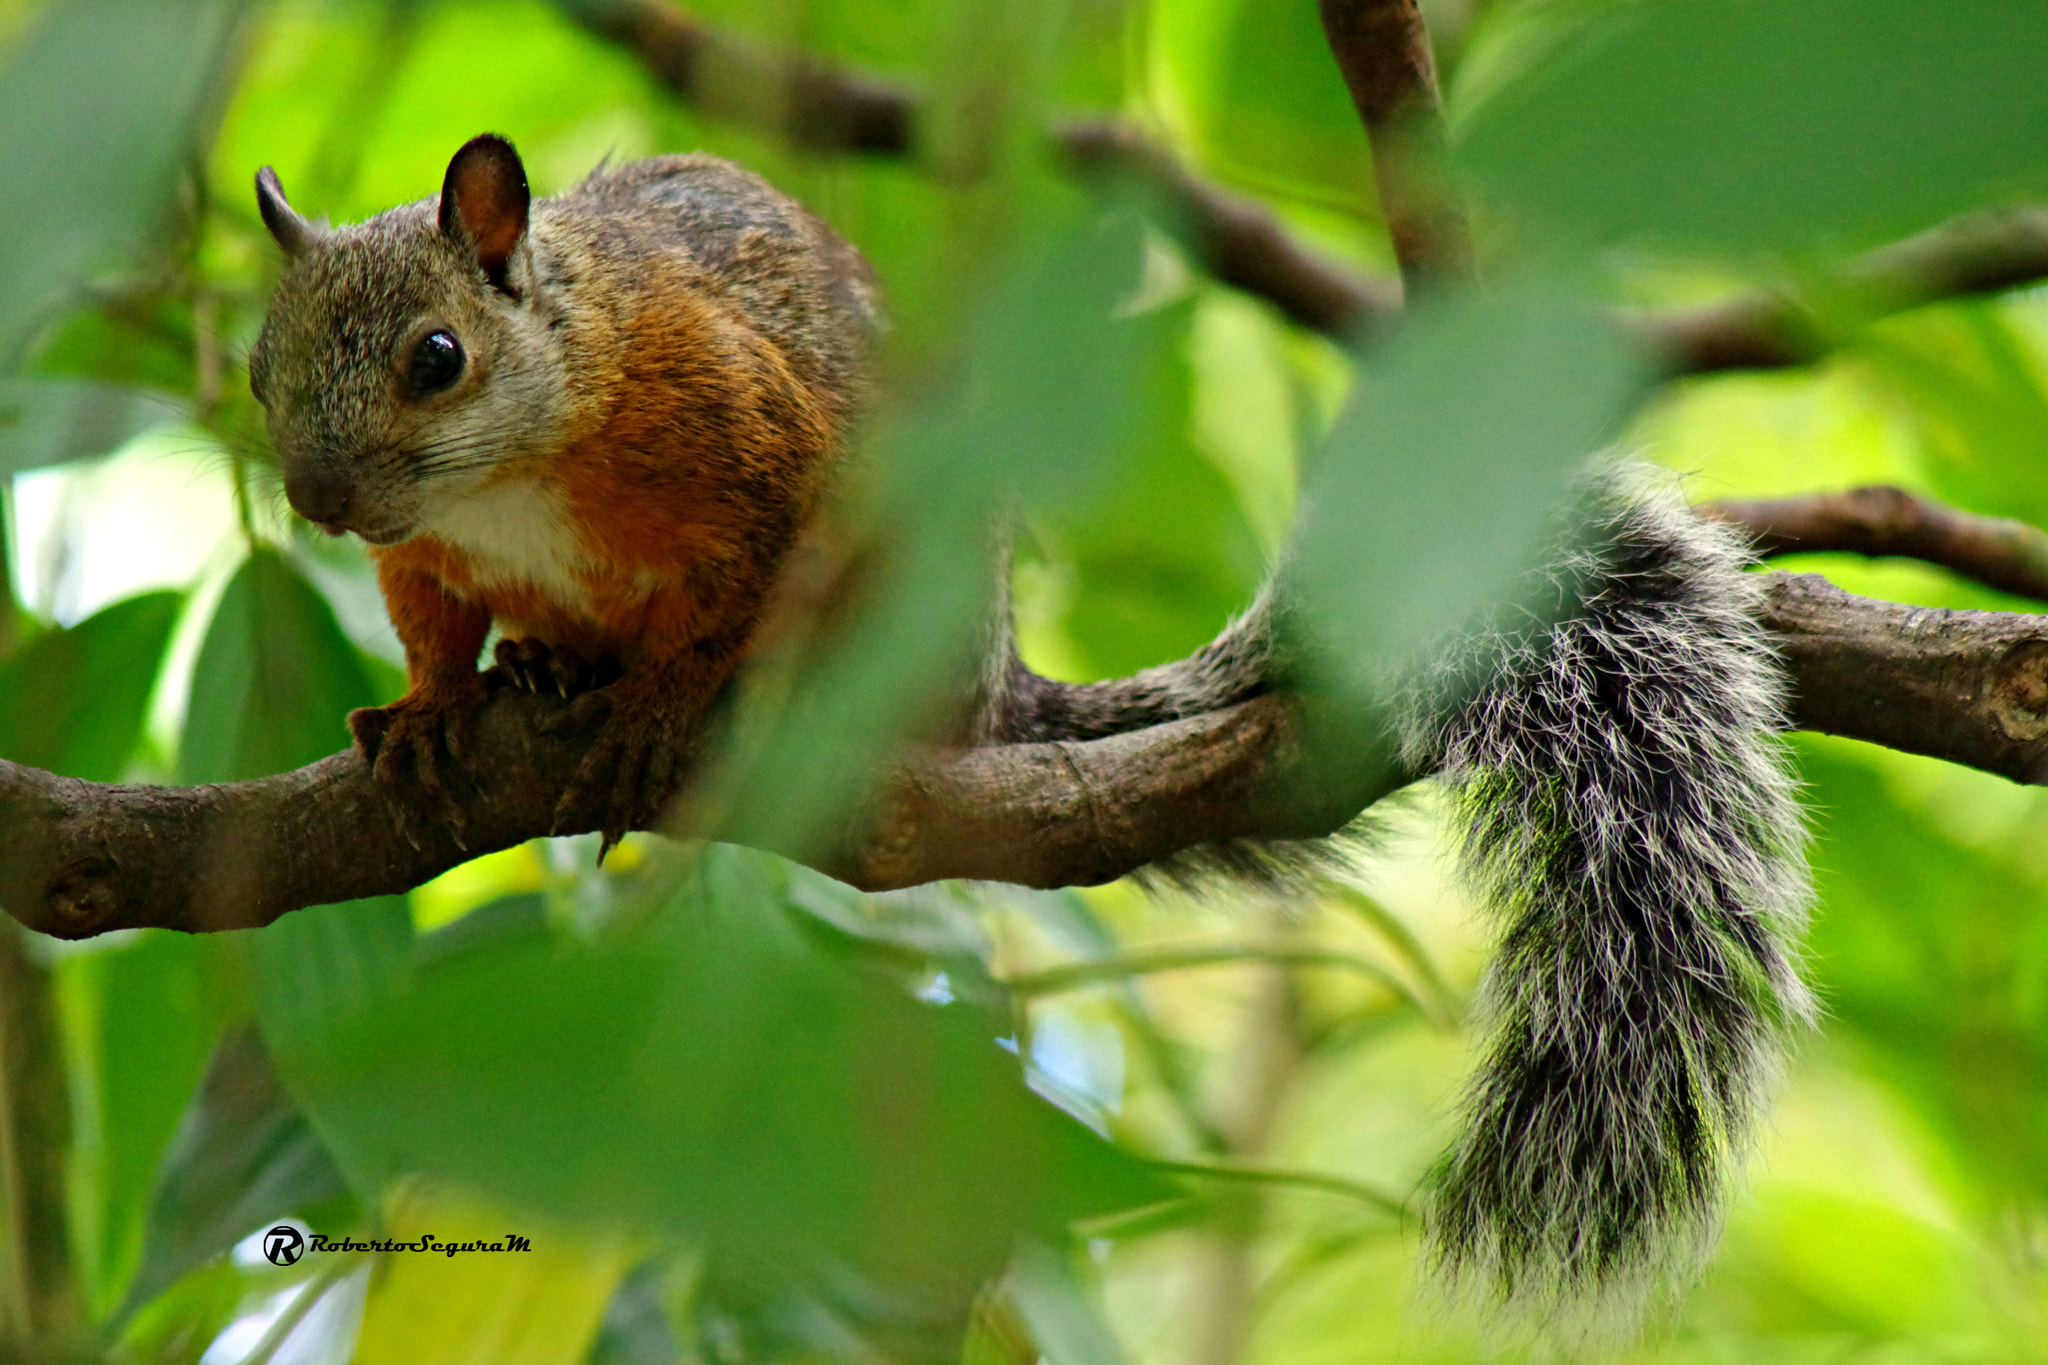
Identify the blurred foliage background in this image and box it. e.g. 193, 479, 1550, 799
4, 0, 2048, 1361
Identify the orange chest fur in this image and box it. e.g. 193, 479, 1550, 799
371, 301, 835, 672
372, 456, 739, 663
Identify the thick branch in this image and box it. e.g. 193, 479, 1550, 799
0, 688, 1377, 939
1315, 0, 1473, 290
1763, 572, 2048, 781
7, 576, 2048, 938
1705, 485, 2048, 603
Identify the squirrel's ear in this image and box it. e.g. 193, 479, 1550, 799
439, 134, 529, 289
255, 166, 323, 258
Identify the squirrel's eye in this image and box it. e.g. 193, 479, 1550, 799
408, 330, 464, 395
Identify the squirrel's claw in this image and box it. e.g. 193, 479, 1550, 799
489, 638, 618, 701
349, 681, 486, 847
491, 638, 575, 698
550, 689, 688, 858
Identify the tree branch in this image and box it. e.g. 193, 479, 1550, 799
6, 575, 2048, 939
1704, 485, 2048, 603
1634, 207, 2048, 374
556, 0, 1401, 337
559, 0, 912, 153
1314, 0, 1473, 291
559, 0, 2048, 366
1765, 572, 2048, 781
1056, 119, 1400, 339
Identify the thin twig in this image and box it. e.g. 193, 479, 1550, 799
1703, 485, 2048, 603
1057, 119, 1399, 338
1150, 1159, 1408, 1219
1178, 939, 1301, 1365
1314, 0, 1472, 291
555, 0, 2048, 367
0, 929, 74, 1347
1323, 883, 1460, 1024
560, 0, 912, 153
1642, 208, 2048, 374
1003, 943, 1436, 1022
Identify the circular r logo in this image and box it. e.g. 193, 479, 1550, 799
263, 1225, 306, 1267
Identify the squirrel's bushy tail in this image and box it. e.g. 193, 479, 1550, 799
1406, 475, 1813, 1328
980, 467, 1813, 1323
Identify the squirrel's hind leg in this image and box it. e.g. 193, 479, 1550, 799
549, 637, 744, 857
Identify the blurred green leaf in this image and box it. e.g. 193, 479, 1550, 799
586, 1258, 684, 1365
1006, 1241, 1122, 1365
265, 847, 1169, 1291
0, 0, 251, 367
1457, 0, 2048, 254
354, 1183, 631, 1365
714, 209, 1164, 856
0, 589, 181, 781
217, 0, 661, 226
1798, 739, 2048, 1213
1040, 300, 1268, 681
1148, 0, 1377, 216
179, 546, 376, 785
176, 541, 417, 1216
1293, 277, 1645, 681
256, 893, 416, 1203
0, 379, 184, 476
115, 1025, 348, 1327
110, 1256, 250, 1365
1856, 301, 2048, 532
55, 931, 234, 1319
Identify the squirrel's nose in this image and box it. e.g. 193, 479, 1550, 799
284, 460, 352, 529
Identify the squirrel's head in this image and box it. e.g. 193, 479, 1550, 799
249, 135, 573, 544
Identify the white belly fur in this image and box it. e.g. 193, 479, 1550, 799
426, 477, 591, 612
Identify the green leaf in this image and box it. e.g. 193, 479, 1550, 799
178, 542, 417, 1217
1292, 276, 1646, 681
353, 1183, 633, 1365
114, 1025, 349, 1326
1044, 300, 1268, 681
265, 847, 1169, 1289
1006, 1241, 1123, 1365
1795, 738, 2048, 1213
257, 897, 417, 1058
714, 210, 1163, 857
178, 547, 377, 785
0, 378, 184, 476
0, 0, 252, 366
1456, 0, 2048, 254
0, 589, 181, 781
1856, 302, 2048, 535
256, 894, 416, 1200
54, 931, 235, 1319
175, 543, 411, 1206
1150, 0, 1378, 215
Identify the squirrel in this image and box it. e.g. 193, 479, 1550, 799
249, 134, 877, 847
251, 136, 1809, 1330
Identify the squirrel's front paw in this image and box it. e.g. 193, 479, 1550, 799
553, 690, 692, 858
486, 637, 622, 700
349, 678, 488, 846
